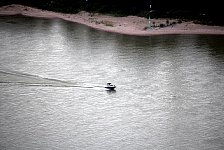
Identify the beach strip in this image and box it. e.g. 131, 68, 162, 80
1, 4, 224, 36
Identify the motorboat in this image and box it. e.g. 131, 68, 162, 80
105, 83, 116, 90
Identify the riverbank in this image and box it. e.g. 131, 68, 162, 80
1, 4, 224, 36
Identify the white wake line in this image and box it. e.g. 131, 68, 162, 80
0, 81, 107, 88
0, 69, 112, 89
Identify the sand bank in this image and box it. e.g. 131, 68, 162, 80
1, 4, 224, 36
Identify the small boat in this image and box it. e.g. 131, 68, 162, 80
105, 83, 116, 90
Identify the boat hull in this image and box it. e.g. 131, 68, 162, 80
105, 86, 116, 90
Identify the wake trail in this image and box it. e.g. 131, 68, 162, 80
0, 69, 105, 89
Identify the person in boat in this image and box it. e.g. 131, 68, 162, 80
105, 83, 116, 89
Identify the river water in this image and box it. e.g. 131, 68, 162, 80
0, 15, 224, 150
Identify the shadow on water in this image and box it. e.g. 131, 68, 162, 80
106, 89, 116, 94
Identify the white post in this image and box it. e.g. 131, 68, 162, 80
148, 4, 152, 29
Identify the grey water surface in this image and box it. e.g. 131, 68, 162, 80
0, 15, 224, 150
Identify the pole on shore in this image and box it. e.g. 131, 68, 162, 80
148, 4, 152, 29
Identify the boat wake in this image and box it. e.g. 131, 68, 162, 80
0, 69, 104, 89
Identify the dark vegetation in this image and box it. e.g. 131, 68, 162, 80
1, 0, 223, 26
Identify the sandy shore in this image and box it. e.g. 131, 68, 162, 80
1, 4, 224, 36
